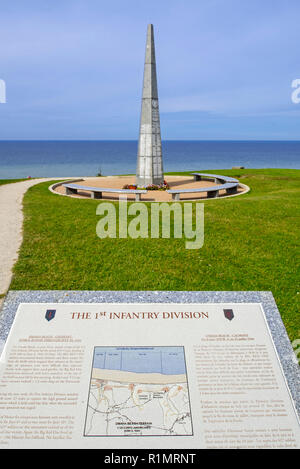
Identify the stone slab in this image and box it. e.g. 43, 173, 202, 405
0, 291, 299, 448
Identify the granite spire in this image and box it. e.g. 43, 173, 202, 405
136, 24, 164, 186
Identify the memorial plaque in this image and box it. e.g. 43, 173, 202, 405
0, 292, 299, 449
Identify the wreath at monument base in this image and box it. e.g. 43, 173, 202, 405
123, 180, 170, 191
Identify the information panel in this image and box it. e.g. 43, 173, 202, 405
0, 302, 299, 449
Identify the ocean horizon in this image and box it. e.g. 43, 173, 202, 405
0, 140, 299, 179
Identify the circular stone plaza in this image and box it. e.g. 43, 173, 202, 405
51, 173, 248, 202
52, 25, 248, 203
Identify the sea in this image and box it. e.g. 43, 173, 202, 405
0, 140, 299, 179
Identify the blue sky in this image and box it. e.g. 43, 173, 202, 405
0, 0, 300, 140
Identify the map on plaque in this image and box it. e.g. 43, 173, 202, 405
0, 301, 299, 449
85, 346, 192, 437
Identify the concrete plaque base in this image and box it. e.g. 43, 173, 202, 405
0, 290, 299, 449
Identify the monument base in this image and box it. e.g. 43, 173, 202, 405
135, 176, 165, 187
0, 290, 299, 449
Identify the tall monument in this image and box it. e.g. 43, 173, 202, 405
136, 24, 164, 186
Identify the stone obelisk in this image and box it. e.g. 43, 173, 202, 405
136, 24, 164, 186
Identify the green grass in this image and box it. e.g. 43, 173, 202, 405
0, 178, 28, 185
9, 168, 300, 342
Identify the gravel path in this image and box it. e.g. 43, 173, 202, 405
0, 178, 69, 305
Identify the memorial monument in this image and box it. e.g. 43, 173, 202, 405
53, 24, 246, 201
136, 24, 164, 187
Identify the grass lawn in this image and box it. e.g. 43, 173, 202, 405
0, 178, 28, 185
9, 168, 300, 342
